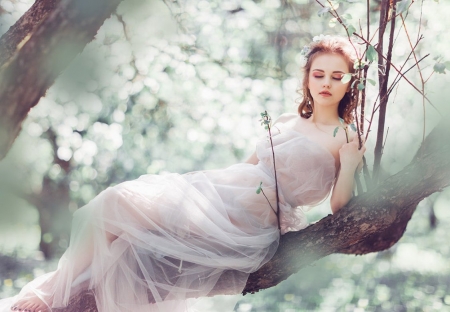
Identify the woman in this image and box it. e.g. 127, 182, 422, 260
2, 35, 365, 312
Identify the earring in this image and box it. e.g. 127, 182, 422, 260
307, 97, 313, 108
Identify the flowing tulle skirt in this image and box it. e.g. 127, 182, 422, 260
0, 165, 280, 312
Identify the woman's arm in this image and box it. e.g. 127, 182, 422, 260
330, 136, 365, 214
246, 151, 259, 165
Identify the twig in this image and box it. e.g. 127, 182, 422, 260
260, 111, 281, 231
353, 33, 439, 113
400, 14, 426, 142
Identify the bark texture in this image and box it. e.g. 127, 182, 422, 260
0, 0, 58, 67
0, 0, 124, 160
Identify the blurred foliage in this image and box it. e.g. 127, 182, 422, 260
1, 0, 450, 310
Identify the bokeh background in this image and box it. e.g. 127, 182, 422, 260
1, 0, 450, 311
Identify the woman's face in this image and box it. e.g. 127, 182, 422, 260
307, 52, 350, 111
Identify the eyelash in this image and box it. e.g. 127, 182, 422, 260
313, 76, 342, 81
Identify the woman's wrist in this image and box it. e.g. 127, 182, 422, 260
339, 163, 358, 173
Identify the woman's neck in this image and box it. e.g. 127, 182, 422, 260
311, 106, 341, 125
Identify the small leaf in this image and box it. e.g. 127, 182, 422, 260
256, 182, 263, 194
350, 123, 357, 132
328, 1, 340, 9
434, 63, 446, 74
367, 45, 377, 62
367, 78, 376, 86
339, 117, 345, 125
397, 0, 412, 14
333, 127, 339, 137
341, 13, 352, 20
353, 59, 366, 70
318, 7, 331, 17
346, 24, 356, 36
357, 83, 365, 90
341, 73, 352, 84
351, 80, 358, 88
329, 18, 337, 28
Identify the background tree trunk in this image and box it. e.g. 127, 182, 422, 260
0, 0, 124, 160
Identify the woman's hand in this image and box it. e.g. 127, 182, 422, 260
338, 135, 366, 171
330, 135, 366, 214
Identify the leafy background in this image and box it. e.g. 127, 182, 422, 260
1, 0, 450, 310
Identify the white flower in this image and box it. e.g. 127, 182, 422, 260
312, 34, 330, 42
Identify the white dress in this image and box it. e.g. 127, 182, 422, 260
0, 125, 335, 312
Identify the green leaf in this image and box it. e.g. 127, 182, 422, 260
350, 123, 357, 132
318, 7, 331, 17
256, 182, 263, 194
328, 1, 340, 9
445, 61, 450, 69
434, 63, 446, 74
346, 24, 356, 36
367, 78, 376, 86
333, 126, 339, 137
397, 0, 412, 14
357, 83, 365, 90
329, 18, 337, 28
339, 117, 345, 125
353, 59, 366, 70
367, 45, 377, 62
341, 13, 352, 20
341, 73, 352, 84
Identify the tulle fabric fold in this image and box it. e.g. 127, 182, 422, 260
1, 171, 279, 312
0, 126, 335, 311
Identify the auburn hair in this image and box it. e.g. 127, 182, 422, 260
297, 36, 358, 124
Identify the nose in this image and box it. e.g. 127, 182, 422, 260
322, 77, 331, 88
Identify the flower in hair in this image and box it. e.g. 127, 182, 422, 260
312, 34, 330, 42
300, 34, 331, 58
300, 45, 310, 56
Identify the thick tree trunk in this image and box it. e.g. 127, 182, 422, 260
0, 0, 58, 67
0, 0, 124, 161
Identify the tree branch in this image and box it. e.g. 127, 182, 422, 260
0, 0, 124, 161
